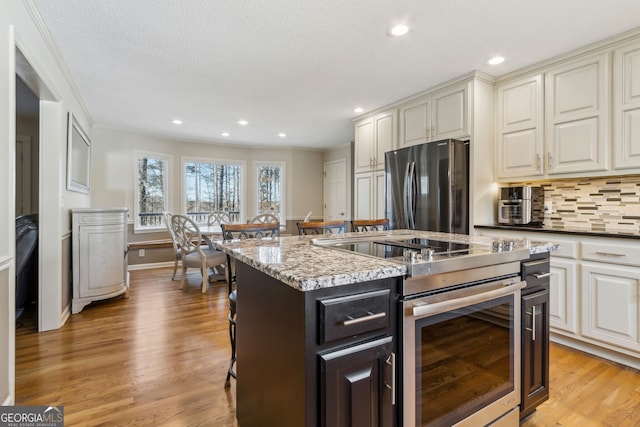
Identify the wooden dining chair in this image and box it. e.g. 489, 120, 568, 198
351, 218, 390, 232
163, 212, 182, 280
220, 222, 280, 387
171, 214, 227, 293
247, 213, 280, 224
207, 211, 233, 226
296, 220, 347, 235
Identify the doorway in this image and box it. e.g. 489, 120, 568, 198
323, 159, 348, 221
15, 76, 40, 327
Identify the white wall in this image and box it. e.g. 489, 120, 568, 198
90, 126, 327, 224
2, 0, 97, 404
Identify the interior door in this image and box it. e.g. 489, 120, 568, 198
323, 159, 347, 221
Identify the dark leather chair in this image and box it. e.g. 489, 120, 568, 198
220, 222, 280, 387
15, 214, 39, 319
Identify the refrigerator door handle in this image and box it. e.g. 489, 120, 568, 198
403, 163, 411, 228
406, 162, 416, 229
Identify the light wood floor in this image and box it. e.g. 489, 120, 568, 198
15, 267, 640, 426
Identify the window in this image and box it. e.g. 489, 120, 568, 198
135, 151, 169, 231
256, 162, 285, 223
184, 158, 244, 224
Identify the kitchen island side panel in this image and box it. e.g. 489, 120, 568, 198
235, 261, 309, 427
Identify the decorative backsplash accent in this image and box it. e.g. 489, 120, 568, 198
518, 175, 640, 234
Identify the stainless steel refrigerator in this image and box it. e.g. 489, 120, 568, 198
384, 139, 469, 233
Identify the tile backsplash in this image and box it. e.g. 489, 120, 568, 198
519, 175, 640, 234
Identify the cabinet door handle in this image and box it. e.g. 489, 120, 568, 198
548, 152, 553, 169
594, 251, 626, 257
342, 311, 386, 326
525, 306, 537, 341
532, 272, 553, 279
536, 153, 542, 171
385, 352, 396, 406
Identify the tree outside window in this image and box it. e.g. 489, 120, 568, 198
184, 159, 243, 224
135, 152, 169, 231
256, 162, 285, 223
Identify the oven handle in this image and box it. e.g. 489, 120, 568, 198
411, 280, 526, 318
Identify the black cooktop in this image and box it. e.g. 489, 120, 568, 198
332, 238, 474, 260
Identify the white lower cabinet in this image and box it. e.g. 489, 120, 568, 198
476, 228, 640, 367
580, 262, 640, 353
549, 258, 578, 335
72, 208, 129, 314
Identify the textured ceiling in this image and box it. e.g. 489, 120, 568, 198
31, 0, 640, 149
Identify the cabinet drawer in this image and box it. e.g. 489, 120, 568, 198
547, 238, 577, 259
581, 242, 640, 266
522, 256, 551, 292
318, 289, 390, 344
76, 212, 125, 225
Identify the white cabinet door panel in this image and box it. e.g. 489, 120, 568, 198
499, 129, 542, 177
552, 64, 600, 120
614, 41, 640, 169
432, 86, 467, 140
354, 173, 373, 220
375, 171, 385, 220
400, 100, 429, 148
546, 53, 609, 175
355, 119, 374, 173
550, 258, 578, 335
581, 262, 640, 352
550, 118, 606, 173
501, 77, 541, 132
374, 112, 396, 170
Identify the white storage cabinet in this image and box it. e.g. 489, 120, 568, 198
72, 208, 129, 314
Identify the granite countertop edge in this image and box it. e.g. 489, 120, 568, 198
475, 224, 640, 240
213, 230, 558, 292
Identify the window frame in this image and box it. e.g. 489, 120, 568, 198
134, 150, 171, 233
255, 161, 286, 225
181, 156, 247, 225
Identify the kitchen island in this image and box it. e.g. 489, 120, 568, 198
213, 230, 558, 426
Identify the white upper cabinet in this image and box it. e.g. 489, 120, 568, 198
613, 39, 640, 170
496, 74, 544, 178
354, 109, 397, 173
544, 52, 609, 175
399, 81, 469, 148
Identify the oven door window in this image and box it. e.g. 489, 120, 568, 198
415, 295, 515, 427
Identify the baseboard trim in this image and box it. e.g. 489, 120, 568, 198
551, 333, 640, 370
128, 261, 175, 271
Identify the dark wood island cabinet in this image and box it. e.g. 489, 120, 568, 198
234, 260, 400, 427
520, 252, 551, 419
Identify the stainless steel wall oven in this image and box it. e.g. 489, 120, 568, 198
402, 270, 524, 426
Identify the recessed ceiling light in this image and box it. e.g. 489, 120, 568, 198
353, 107, 364, 114
172, 119, 183, 125
487, 56, 505, 65
278, 132, 287, 138
221, 132, 230, 137
237, 120, 248, 126
388, 23, 409, 37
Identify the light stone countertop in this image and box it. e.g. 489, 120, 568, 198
212, 230, 559, 292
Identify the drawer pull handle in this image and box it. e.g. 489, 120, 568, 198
594, 251, 626, 258
342, 311, 386, 326
532, 272, 553, 279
